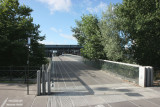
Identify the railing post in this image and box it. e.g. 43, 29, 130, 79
37, 70, 41, 96
9, 66, 12, 81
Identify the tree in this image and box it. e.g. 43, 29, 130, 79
72, 14, 105, 59
99, 4, 125, 61
71, 20, 85, 46
115, 0, 160, 66
0, 0, 46, 66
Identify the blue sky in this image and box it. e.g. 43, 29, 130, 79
19, 0, 122, 45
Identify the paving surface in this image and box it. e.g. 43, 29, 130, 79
0, 83, 36, 107
0, 54, 160, 107
47, 55, 160, 107
0, 83, 49, 107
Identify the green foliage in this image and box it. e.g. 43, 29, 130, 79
71, 20, 85, 46
99, 4, 124, 61
72, 14, 105, 59
73, 1, 160, 67
115, 0, 160, 66
0, 0, 46, 66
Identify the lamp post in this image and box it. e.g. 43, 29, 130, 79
27, 37, 31, 95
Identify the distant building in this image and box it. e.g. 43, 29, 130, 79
45, 45, 83, 57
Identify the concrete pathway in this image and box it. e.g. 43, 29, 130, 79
0, 54, 160, 107
0, 83, 49, 107
47, 55, 160, 107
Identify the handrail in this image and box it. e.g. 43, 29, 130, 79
99, 59, 141, 68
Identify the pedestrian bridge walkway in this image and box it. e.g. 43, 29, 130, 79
47, 55, 160, 107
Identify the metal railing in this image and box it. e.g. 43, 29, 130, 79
0, 66, 40, 83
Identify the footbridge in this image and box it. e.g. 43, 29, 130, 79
45, 45, 82, 57
36, 54, 160, 107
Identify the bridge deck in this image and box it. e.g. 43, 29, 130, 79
48, 55, 160, 107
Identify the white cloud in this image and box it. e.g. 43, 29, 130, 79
51, 27, 62, 33
60, 33, 76, 41
50, 27, 76, 41
37, 0, 72, 14
82, 0, 92, 7
87, 2, 107, 13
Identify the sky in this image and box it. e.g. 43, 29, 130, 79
19, 0, 122, 45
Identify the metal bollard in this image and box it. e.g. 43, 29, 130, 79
37, 70, 41, 96
139, 66, 146, 87
45, 64, 48, 82
146, 67, 153, 87
42, 64, 46, 95
150, 67, 153, 86
47, 71, 51, 94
